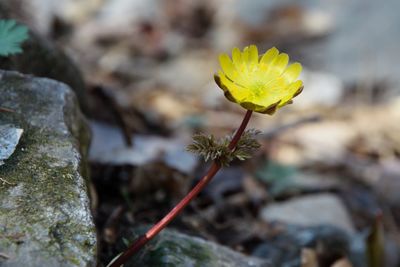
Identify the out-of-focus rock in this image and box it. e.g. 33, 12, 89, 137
255, 161, 340, 198
110, 227, 271, 267
89, 121, 197, 174
154, 50, 217, 94
252, 224, 358, 267
283, 121, 356, 165
260, 193, 355, 234
295, 70, 345, 108
0, 2, 88, 112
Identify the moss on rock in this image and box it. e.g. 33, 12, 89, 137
111, 226, 270, 267
0, 71, 96, 266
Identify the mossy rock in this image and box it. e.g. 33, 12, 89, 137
0, 71, 96, 266
110, 226, 270, 267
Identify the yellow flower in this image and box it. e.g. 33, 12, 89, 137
215, 45, 303, 114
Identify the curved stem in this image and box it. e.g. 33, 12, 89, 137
108, 110, 253, 267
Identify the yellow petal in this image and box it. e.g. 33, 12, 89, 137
232, 47, 241, 66
219, 54, 237, 80
241, 46, 250, 68
282, 62, 302, 83
278, 80, 303, 107
247, 45, 258, 66
215, 45, 304, 114
243, 78, 285, 109
260, 47, 279, 66
260, 78, 288, 105
269, 53, 289, 76
217, 71, 248, 102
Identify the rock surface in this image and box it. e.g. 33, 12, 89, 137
260, 193, 355, 234
0, 71, 96, 266
112, 227, 270, 267
0, 125, 23, 165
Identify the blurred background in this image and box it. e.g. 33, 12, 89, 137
2, 0, 400, 266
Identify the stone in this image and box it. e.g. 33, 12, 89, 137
110, 227, 271, 267
0, 125, 23, 165
260, 193, 355, 234
89, 121, 197, 175
252, 224, 361, 267
0, 71, 96, 266
0, 3, 88, 113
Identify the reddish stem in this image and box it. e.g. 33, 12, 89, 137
109, 110, 253, 267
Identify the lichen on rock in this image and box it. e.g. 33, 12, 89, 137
0, 70, 96, 266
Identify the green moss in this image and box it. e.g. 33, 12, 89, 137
0, 71, 96, 266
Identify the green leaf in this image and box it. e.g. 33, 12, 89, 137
0, 19, 29, 57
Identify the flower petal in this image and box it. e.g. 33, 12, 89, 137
241, 46, 249, 64
232, 47, 241, 66
260, 100, 281, 114
215, 45, 304, 114
269, 53, 289, 76
258, 78, 288, 106
278, 80, 303, 107
247, 45, 258, 66
282, 62, 302, 83
260, 47, 279, 66
215, 71, 248, 102
219, 53, 237, 80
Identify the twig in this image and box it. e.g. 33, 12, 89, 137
0, 107, 14, 113
0, 177, 16, 186
0, 252, 11, 259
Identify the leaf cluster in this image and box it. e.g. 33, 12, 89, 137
0, 19, 29, 57
187, 129, 261, 166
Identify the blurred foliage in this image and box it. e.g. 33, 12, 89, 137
255, 160, 298, 196
0, 19, 28, 56
367, 215, 384, 267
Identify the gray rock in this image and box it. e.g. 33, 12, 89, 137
252, 224, 356, 267
0, 124, 23, 165
112, 227, 270, 267
89, 121, 197, 175
0, 3, 88, 113
260, 193, 355, 234
0, 71, 96, 266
